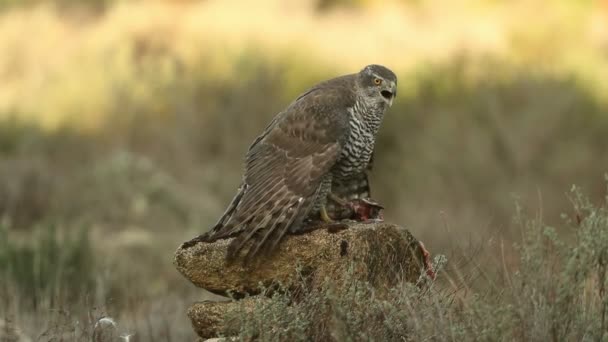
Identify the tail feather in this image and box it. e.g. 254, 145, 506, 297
211, 180, 284, 242
229, 178, 285, 223
226, 193, 305, 261
247, 197, 304, 259
198, 182, 247, 242
248, 212, 285, 258
269, 199, 308, 251
202, 168, 328, 262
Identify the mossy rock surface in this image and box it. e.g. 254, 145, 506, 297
174, 222, 425, 298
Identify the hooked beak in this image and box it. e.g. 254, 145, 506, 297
380, 81, 396, 106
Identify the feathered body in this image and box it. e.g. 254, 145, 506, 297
202, 65, 397, 260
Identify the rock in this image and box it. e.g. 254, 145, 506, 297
92, 317, 118, 342
92, 317, 137, 342
174, 222, 427, 298
188, 298, 259, 339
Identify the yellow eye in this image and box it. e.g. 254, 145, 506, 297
374, 78, 382, 85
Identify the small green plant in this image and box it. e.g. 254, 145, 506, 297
0, 224, 96, 309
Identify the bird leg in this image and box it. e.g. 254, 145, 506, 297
298, 205, 348, 233
328, 193, 348, 206
312, 195, 384, 233
326, 192, 385, 222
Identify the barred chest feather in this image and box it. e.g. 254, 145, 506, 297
333, 105, 383, 179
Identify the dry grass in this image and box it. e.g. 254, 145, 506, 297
223, 186, 608, 341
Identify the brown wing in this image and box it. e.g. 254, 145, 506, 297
203, 81, 354, 261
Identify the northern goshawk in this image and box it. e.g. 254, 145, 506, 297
201, 64, 397, 261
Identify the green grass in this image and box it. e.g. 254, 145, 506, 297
0, 224, 95, 309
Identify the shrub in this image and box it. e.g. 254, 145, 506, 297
224, 185, 608, 341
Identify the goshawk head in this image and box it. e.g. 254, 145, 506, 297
357, 64, 398, 107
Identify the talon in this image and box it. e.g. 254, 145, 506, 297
320, 205, 334, 223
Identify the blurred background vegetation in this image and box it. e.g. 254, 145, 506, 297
1, 0, 608, 339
